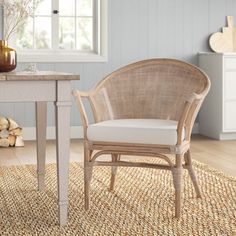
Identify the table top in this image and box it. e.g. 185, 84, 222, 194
0, 71, 80, 81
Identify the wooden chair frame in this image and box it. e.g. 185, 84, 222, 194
73, 59, 210, 218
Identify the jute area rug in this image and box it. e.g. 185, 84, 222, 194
0, 159, 236, 236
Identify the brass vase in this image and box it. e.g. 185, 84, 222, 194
0, 40, 17, 72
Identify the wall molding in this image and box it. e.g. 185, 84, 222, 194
192, 122, 199, 134
23, 123, 199, 141
23, 126, 84, 141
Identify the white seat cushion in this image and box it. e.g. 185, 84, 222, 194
87, 119, 183, 145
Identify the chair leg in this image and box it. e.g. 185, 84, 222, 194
172, 154, 183, 218
109, 154, 119, 191
184, 150, 201, 198
84, 148, 93, 210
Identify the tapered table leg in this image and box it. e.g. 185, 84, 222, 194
36, 101, 47, 191
55, 81, 72, 226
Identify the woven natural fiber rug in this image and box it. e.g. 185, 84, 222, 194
0, 159, 236, 236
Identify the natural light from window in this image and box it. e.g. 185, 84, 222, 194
16, 0, 94, 51
9, 0, 107, 62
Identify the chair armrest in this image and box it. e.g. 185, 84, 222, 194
186, 92, 204, 103
176, 93, 204, 145
72, 90, 89, 139
77, 91, 90, 97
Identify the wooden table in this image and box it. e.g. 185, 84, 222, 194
0, 71, 80, 226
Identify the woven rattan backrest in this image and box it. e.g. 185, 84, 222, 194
89, 59, 210, 122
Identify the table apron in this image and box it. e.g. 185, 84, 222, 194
0, 80, 71, 102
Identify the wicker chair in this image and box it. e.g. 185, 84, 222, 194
73, 59, 210, 218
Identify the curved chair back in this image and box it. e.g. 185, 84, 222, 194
89, 59, 210, 125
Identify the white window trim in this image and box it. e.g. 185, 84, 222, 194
16, 0, 108, 63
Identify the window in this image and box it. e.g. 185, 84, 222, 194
11, 0, 107, 62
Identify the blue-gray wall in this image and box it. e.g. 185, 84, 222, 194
0, 0, 235, 127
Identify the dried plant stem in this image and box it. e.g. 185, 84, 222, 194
0, 0, 39, 41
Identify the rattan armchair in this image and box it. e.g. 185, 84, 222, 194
73, 59, 210, 218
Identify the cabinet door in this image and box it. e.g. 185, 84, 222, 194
224, 101, 236, 131
225, 57, 236, 70
225, 71, 236, 100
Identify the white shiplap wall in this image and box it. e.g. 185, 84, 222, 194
0, 0, 235, 128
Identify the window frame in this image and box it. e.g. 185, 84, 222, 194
12, 0, 107, 63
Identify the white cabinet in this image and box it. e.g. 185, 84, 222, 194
199, 53, 236, 140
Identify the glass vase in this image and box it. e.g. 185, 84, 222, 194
0, 40, 17, 72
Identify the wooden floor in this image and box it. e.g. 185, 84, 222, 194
0, 135, 236, 177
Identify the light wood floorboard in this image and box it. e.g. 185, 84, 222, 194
0, 135, 235, 177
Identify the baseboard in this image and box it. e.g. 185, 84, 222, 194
23, 123, 200, 141
23, 126, 84, 141
219, 132, 236, 140
192, 122, 199, 134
